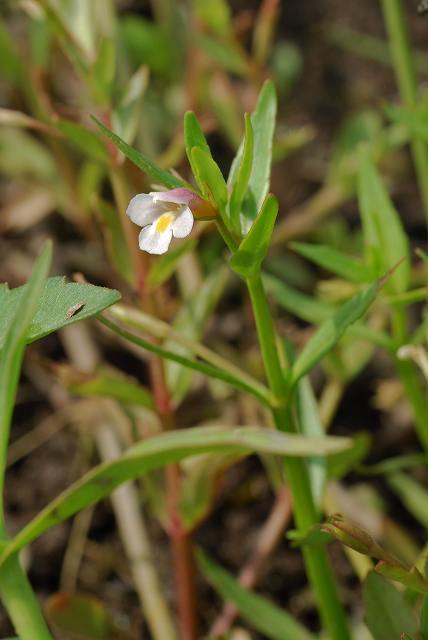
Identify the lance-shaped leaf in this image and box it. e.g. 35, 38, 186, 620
291, 242, 373, 284
228, 113, 254, 232
358, 151, 409, 294
0, 277, 120, 349
230, 195, 278, 278
92, 116, 184, 189
0, 426, 352, 565
375, 562, 428, 597
228, 80, 277, 233
184, 111, 212, 196
291, 276, 383, 384
191, 146, 228, 215
57, 119, 109, 163
197, 550, 315, 640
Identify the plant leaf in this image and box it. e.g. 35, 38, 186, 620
70, 369, 153, 409
0, 426, 352, 565
230, 195, 278, 278
228, 113, 254, 232
363, 571, 418, 640
358, 151, 409, 294
291, 277, 383, 384
147, 239, 197, 289
184, 111, 212, 196
291, 242, 372, 284
57, 119, 108, 162
190, 146, 228, 215
0, 242, 52, 457
375, 562, 428, 597
92, 117, 184, 189
228, 80, 277, 233
0, 277, 120, 349
197, 549, 315, 640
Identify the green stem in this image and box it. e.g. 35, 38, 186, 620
380, 0, 428, 228
0, 554, 53, 639
392, 307, 428, 451
246, 275, 350, 640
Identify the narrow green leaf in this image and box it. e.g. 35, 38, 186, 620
386, 103, 428, 142
90, 38, 116, 104
291, 242, 373, 284
147, 239, 197, 289
57, 119, 108, 162
0, 19, 23, 82
95, 199, 133, 284
230, 195, 279, 278
228, 113, 254, 232
191, 146, 228, 214
184, 111, 211, 196
100, 316, 274, 407
0, 277, 121, 349
263, 273, 334, 324
328, 432, 371, 479
375, 562, 428, 597
363, 571, 418, 640
291, 277, 382, 384
70, 369, 153, 409
0, 242, 52, 462
387, 472, 428, 529
197, 550, 315, 640
297, 377, 326, 510
421, 579, 428, 639
92, 117, 184, 189
358, 152, 410, 294
0, 426, 351, 564
228, 80, 277, 233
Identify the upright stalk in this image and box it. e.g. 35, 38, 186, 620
380, 0, 428, 227
246, 274, 351, 640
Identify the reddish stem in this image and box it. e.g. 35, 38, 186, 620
209, 487, 292, 638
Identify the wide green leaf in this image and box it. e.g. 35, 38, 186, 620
0, 426, 351, 565
291, 277, 382, 384
92, 117, 184, 189
363, 571, 418, 640
197, 550, 315, 640
230, 195, 278, 278
358, 152, 409, 294
0, 277, 120, 349
291, 242, 373, 284
228, 80, 277, 233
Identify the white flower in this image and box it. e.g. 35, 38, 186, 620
126, 188, 196, 255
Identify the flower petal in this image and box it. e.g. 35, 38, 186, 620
139, 224, 173, 255
150, 188, 195, 207
126, 194, 159, 226
172, 206, 193, 238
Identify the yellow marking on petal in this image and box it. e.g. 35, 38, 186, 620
155, 213, 174, 233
